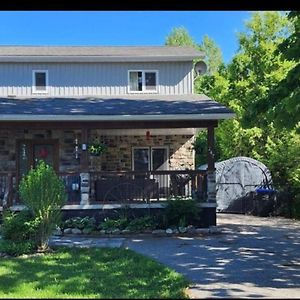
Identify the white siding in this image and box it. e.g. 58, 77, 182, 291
0, 61, 193, 97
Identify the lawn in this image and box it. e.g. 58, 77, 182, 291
0, 247, 189, 298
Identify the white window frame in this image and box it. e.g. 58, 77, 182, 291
127, 70, 159, 94
32, 70, 49, 94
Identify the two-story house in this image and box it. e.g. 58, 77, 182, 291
0, 46, 234, 227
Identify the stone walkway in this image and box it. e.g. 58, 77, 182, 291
49, 236, 125, 248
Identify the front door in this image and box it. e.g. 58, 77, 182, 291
17, 139, 59, 181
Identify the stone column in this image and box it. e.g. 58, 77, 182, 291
80, 128, 90, 205
80, 172, 90, 205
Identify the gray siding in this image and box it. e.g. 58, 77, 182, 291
0, 62, 193, 97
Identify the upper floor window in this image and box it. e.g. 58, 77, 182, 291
128, 70, 158, 93
32, 70, 48, 93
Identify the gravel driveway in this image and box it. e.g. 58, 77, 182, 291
124, 213, 300, 298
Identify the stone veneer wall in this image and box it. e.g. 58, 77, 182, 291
0, 129, 195, 173
0, 129, 81, 173
89, 130, 195, 171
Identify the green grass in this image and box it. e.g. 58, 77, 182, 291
0, 247, 189, 298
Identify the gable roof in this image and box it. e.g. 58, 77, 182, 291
0, 94, 235, 121
0, 46, 203, 62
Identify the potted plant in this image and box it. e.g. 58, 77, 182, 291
88, 139, 107, 156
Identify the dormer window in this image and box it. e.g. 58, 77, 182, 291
128, 70, 158, 93
32, 70, 48, 93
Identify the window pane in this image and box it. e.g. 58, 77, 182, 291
35, 72, 46, 91
129, 71, 142, 91
145, 72, 156, 90
133, 148, 149, 172
152, 148, 167, 171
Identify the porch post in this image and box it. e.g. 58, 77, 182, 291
205, 125, 217, 226
80, 128, 90, 205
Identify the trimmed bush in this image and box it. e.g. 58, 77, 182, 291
1, 210, 40, 242
163, 197, 201, 227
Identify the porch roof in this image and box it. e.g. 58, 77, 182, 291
0, 94, 235, 121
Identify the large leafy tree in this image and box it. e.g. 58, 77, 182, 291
198, 34, 223, 75
250, 11, 300, 129
165, 26, 197, 47
194, 11, 300, 216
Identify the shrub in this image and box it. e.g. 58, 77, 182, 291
19, 161, 67, 251
99, 217, 129, 231
163, 197, 201, 227
125, 216, 157, 232
63, 216, 96, 231
1, 210, 40, 242
0, 240, 37, 256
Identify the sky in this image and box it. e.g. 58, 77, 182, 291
0, 11, 252, 63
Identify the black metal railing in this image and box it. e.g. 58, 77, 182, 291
0, 170, 208, 206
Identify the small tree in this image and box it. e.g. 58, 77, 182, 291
19, 161, 67, 251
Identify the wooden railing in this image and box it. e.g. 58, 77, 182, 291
0, 170, 208, 206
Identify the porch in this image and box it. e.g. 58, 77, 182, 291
0, 95, 235, 226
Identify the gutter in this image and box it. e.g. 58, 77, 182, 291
0, 55, 201, 63
0, 113, 235, 121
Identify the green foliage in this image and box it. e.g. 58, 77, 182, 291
193, 130, 221, 166
198, 34, 224, 74
163, 197, 201, 227
99, 217, 129, 231
98, 216, 158, 232
253, 11, 300, 129
1, 210, 40, 243
165, 26, 197, 47
63, 216, 96, 231
193, 11, 300, 217
0, 240, 36, 257
125, 216, 157, 232
88, 138, 107, 156
19, 161, 67, 250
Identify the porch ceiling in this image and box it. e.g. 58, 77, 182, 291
0, 95, 234, 120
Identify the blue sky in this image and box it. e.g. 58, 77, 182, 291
0, 11, 252, 63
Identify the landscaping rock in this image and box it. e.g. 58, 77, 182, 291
178, 226, 187, 233
53, 228, 63, 236
112, 229, 121, 235
99, 230, 106, 235
187, 225, 196, 234
71, 228, 82, 235
209, 226, 221, 234
82, 228, 92, 235
166, 228, 173, 235
152, 229, 166, 236
173, 228, 179, 234
64, 228, 72, 234
121, 229, 131, 234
